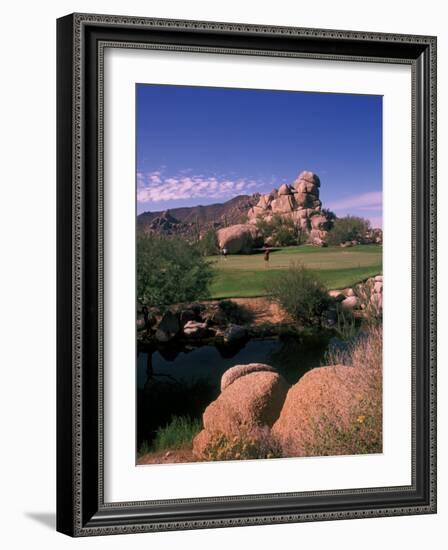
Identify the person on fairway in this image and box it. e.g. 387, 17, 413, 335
264, 247, 270, 267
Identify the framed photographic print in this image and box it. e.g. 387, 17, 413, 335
56, 13, 437, 536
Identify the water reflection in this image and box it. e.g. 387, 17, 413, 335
136, 336, 328, 449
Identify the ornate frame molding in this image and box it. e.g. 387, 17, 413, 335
57, 13, 437, 537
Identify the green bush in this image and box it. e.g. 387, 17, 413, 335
137, 234, 214, 307
255, 217, 274, 240
274, 224, 298, 246
140, 416, 202, 455
266, 262, 330, 327
198, 228, 219, 256
335, 306, 358, 340
326, 215, 371, 245
256, 214, 305, 246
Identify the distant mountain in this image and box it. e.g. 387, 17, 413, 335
137, 194, 260, 237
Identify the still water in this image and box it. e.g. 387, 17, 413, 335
137, 336, 328, 449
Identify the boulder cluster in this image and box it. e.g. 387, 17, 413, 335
217, 171, 333, 253
248, 171, 322, 223
138, 302, 249, 346
192, 362, 362, 459
329, 275, 383, 313
138, 275, 384, 343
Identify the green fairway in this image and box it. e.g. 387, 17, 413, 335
208, 245, 382, 298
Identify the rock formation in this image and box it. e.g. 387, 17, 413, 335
271, 364, 357, 456
211, 171, 333, 253
138, 169, 382, 253
193, 365, 289, 459
220, 363, 278, 392
216, 223, 263, 254
244, 171, 332, 249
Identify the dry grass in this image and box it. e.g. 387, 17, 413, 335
201, 424, 284, 461
302, 326, 383, 456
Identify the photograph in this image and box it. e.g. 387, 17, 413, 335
135, 84, 384, 465
52, 7, 437, 539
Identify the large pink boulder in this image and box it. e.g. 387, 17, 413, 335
193, 367, 289, 459
271, 365, 356, 456
217, 224, 262, 254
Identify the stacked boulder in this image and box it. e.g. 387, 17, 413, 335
193, 364, 289, 458
247, 171, 332, 247
192, 362, 361, 460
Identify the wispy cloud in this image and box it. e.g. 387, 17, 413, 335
368, 216, 383, 229
137, 170, 260, 203
327, 191, 382, 212
327, 191, 383, 228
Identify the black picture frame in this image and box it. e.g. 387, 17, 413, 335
57, 13, 437, 537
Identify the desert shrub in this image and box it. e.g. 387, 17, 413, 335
218, 299, 253, 324
198, 229, 219, 256
274, 224, 298, 246
202, 425, 283, 461
256, 214, 304, 246
266, 262, 331, 327
137, 440, 152, 458
137, 234, 214, 307
304, 326, 382, 456
148, 416, 202, 453
335, 306, 358, 340
326, 215, 371, 246
255, 217, 274, 240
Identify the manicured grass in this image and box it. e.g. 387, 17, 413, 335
208, 245, 382, 298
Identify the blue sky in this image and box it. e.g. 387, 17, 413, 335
136, 84, 382, 227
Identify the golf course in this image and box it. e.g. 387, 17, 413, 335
208, 244, 382, 298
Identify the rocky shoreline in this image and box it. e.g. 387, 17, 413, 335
137, 274, 383, 349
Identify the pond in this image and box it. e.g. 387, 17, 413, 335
136, 335, 329, 450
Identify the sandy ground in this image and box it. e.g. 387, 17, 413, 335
137, 449, 197, 465
231, 297, 291, 326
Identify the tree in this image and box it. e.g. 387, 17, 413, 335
255, 217, 273, 241
266, 262, 330, 327
255, 214, 303, 246
321, 208, 336, 229
137, 234, 214, 307
197, 229, 219, 256
326, 215, 370, 245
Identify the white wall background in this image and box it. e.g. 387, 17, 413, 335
0, 1, 445, 548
